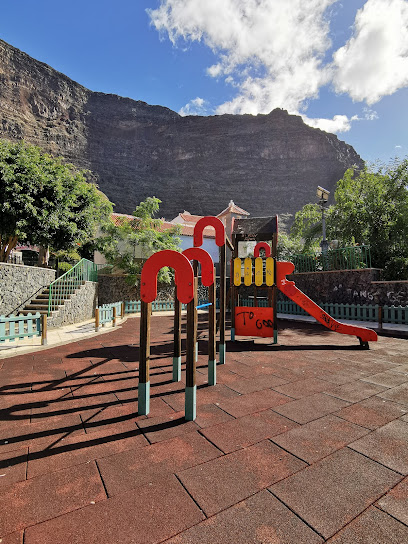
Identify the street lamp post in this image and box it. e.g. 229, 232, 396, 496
316, 186, 330, 267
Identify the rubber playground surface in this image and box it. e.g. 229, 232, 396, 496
1, 315, 408, 543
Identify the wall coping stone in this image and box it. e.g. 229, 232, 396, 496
0, 262, 54, 272
288, 268, 382, 276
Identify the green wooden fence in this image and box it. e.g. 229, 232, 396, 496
0, 313, 47, 344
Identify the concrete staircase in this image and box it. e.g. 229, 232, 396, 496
19, 281, 86, 317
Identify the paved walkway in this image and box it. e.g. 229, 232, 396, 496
0, 315, 407, 543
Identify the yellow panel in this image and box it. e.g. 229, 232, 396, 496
233, 258, 242, 286
265, 257, 275, 286
255, 257, 263, 286
244, 258, 252, 286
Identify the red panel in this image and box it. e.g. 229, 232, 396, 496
254, 242, 271, 258
182, 247, 215, 286
141, 250, 194, 304
235, 307, 275, 338
275, 261, 378, 343
193, 217, 225, 248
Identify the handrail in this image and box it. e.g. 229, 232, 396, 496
286, 246, 371, 273
48, 258, 98, 315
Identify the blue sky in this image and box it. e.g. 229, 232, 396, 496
1, 0, 407, 164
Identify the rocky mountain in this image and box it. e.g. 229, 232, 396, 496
0, 39, 363, 220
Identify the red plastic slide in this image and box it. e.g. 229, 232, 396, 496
276, 262, 378, 347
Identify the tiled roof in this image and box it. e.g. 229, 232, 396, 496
217, 200, 250, 218
179, 213, 204, 224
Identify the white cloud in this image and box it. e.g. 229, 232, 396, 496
179, 96, 209, 116
302, 114, 358, 133
395, 145, 402, 148
148, 0, 408, 127
148, 0, 336, 115
332, 0, 408, 104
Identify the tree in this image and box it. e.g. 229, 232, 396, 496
0, 139, 113, 264
283, 158, 408, 279
98, 196, 181, 284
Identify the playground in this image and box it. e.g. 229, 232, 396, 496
0, 315, 407, 543
0, 215, 408, 542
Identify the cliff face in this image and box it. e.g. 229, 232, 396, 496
0, 39, 363, 219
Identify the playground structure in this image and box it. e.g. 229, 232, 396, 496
138, 214, 377, 421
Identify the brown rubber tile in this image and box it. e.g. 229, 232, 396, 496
23, 476, 204, 544
272, 415, 370, 463
376, 476, 408, 526
334, 396, 407, 430
200, 409, 299, 453
377, 383, 408, 407
349, 419, 408, 474
136, 412, 200, 443
97, 431, 221, 496
324, 380, 389, 403
27, 424, 148, 479
0, 448, 28, 490
0, 461, 106, 536
326, 506, 408, 543
177, 440, 306, 516
273, 377, 336, 399
361, 370, 408, 388
216, 389, 291, 418
270, 448, 402, 539
272, 392, 350, 424
194, 403, 234, 429
164, 489, 323, 544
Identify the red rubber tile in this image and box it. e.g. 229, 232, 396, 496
334, 396, 407, 430
272, 393, 350, 424
376, 476, 408, 526
326, 506, 408, 543
273, 378, 336, 399
201, 409, 299, 453
0, 415, 85, 454
225, 374, 289, 394
0, 448, 27, 490
270, 448, 402, 539
349, 419, 408, 474
137, 412, 200, 443
216, 389, 291, 418
164, 384, 240, 412
27, 423, 148, 479
324, 381, 388, 403
362, 370, 408, 388
164, 489, 323, 544
0, 461, 106, 536
377, 383, 408, 407
194, 403, 234, 429
0, 531, 23, 544
98, 431, 221, 496
272, 415, 369, 463
24, 476, 204, 544
177, 440, 306, 516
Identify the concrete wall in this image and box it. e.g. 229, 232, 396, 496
0, 262, 56, 316
49, 281, 98, 328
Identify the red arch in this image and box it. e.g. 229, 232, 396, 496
194, 217, 225, 248
141, 250, 194, 304
254, 242, 272, 258
182, 248, 215, 286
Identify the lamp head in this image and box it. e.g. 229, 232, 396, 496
316, 186, 330, 202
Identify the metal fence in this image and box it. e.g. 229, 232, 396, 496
287, 246, 371, 273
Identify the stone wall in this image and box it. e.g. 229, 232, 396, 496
49, 281, 97, 328
234, 269, 408, 307
98, 275, 174, 305
0, 263, 56, 316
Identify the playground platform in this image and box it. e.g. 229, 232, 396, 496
0, 315, 407, 543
